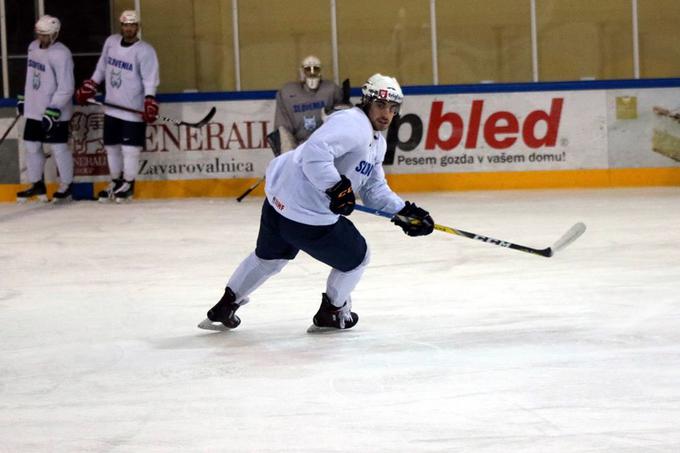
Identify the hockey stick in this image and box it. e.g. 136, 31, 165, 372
354, 204, 586, 258
236, 130, 281, 202
0, 114, 21, 147
86, 99, 216, 128
236, 177, 265, 203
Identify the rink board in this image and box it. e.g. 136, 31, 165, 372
2, 168, 678, 203
1, 78, 679, 201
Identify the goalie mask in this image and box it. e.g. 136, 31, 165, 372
35, 15, 60, 45
300, 55, 322, 91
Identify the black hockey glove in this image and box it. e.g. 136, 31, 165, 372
41, 108, 61, 133
391, 201, 435, 237
326, 175, 355, 215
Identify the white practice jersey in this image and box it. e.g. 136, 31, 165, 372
265, 107, 405, 225
92, 35, 159, 122
23, 40, 74, 122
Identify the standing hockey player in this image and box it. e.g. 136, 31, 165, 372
16, 15, 74, 203
74, 10, 159, 202
200, 74, 435, 333
273, 55, 344, 152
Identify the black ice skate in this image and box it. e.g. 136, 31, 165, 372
98, 177, 124, 202
197, 287, 242, 331
114, 180, 135, 203
52, 183, 73, 203
16, 180, 48, 203
307, 293, 359, 333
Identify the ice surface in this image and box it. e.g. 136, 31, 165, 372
1, 188, 679, 452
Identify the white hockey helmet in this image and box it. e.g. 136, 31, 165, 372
361, 73, 404, 105
35, 15, 60, 37
300, 55, 322, 91
120, 10, 140, 24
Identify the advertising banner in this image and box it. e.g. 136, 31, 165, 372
607, 88, 680, 168
386, 90, 608, 174
66, 100, 277, 182
13, 85, 680, 187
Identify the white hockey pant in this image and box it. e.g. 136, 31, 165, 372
105, 145, 141, 181
23, 141, 45, 183
227, 252, 288, 304
326, 247, 370, 308
50, 143, 73, 185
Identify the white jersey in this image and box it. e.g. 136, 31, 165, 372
265, 107, 405, 225
92, 34, 159, 122
23, 40, 74, 122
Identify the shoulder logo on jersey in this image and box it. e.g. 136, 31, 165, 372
355, 160, 374, 177
303, 116, 317, 131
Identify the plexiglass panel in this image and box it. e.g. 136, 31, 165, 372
239, 0, 331, 91
337, 0, 432, 87
536, 0, 633, 81
437, 0, 532, 84
139, 1, 229, 92
8, 0, 680, 95
638, 0, 680, 78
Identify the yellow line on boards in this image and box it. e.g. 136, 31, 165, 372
1, 169, 679, 202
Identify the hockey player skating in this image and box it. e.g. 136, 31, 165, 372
274, 55, 345, 153
16, 15, 74, 203
74, 10, 159, 203
199, 74, 435, 333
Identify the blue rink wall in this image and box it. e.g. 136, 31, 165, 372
1, 78, 679, 202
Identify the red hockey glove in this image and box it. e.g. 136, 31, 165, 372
142, 96, 159, 123
75, 79, 98, 105
391, 201, 434, 236
326, 175, 355, 216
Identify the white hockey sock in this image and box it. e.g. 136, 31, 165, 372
24, 141, 45, 183
50, 143, 73, 185
121, 145, 141, 181
105, 145, 123, 178
227, 252, 288, 303
325, 247, 370, 307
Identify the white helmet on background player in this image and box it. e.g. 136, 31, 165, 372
300, 55, 322, 91
361, 73, 404, 106
35, 15, 60, 44
120, 10, 140, 24
119, 10, 140, 41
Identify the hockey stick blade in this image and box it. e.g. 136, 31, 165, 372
549, 222, 587, 255
354, 204, 585, 258
177, 106, 216, 128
